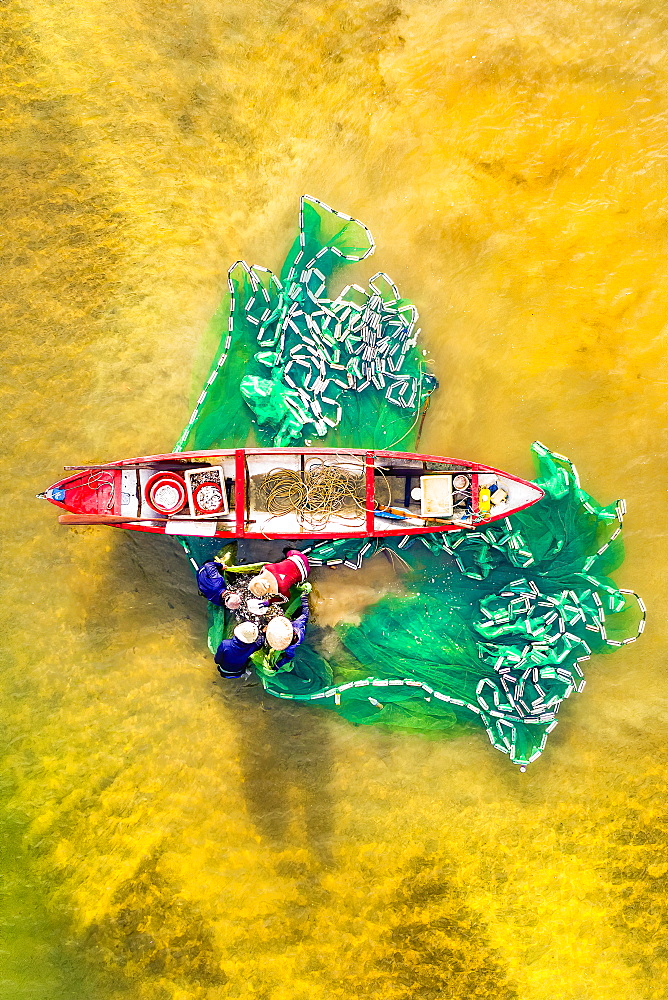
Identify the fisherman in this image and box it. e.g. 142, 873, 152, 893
196, 560, 242, 610
248, 549, 310, 600
214, 621, 264, 679
264, 584, 311, 670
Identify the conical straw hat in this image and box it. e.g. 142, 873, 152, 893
234, 621, 259, 644
265, 616, 294, 650
249, 568, 278, 598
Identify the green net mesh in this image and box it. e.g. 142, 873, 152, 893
289, 442, 645, 766
174, 196, 644, 767
175, 195, 436, 454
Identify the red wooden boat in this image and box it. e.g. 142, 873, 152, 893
39, 448, 544, 539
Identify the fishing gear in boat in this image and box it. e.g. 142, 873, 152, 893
261, 460, 368, 529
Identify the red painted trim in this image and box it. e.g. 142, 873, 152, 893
234, 450, 245, 537
113, 469, 122, 516
471, 472, 479, 521
365, 452, 375, 535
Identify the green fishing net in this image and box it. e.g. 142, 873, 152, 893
175, 195, 436, 454
288, 442, 645, 766
175, 196, 644, 767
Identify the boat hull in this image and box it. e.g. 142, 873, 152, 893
42, 447, 544, 539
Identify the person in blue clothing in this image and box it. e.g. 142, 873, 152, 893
197, 560, 256, 678
214, 621, 264, 679
196, 560, 233, 607
196, 559, 311, 677
264, 586, 311, 670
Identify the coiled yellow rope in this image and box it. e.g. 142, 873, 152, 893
262, 460, 370, 529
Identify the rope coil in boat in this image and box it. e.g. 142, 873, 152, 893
262, 460, 367, 529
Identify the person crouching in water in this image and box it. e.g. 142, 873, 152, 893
263, 586, 311, 670
196, 560, 259, 679
248, 549, 310, 601
215, 621, 264, 680
196, 559, 241, 608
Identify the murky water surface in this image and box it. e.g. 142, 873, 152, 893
2, 2, 668, 997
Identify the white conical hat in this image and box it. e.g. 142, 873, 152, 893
265, 616, 294, 650
249, 568, 278, 598
234, 621, 259, 644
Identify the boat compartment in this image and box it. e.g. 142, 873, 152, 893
121, 457, 238, 531
246, 451, 366, 534
372, 456, 474, 524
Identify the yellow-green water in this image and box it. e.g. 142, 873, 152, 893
2, 2, 668, 997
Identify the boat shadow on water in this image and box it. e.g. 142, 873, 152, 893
82, 528, 337, 869
226, 675, 337, 869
